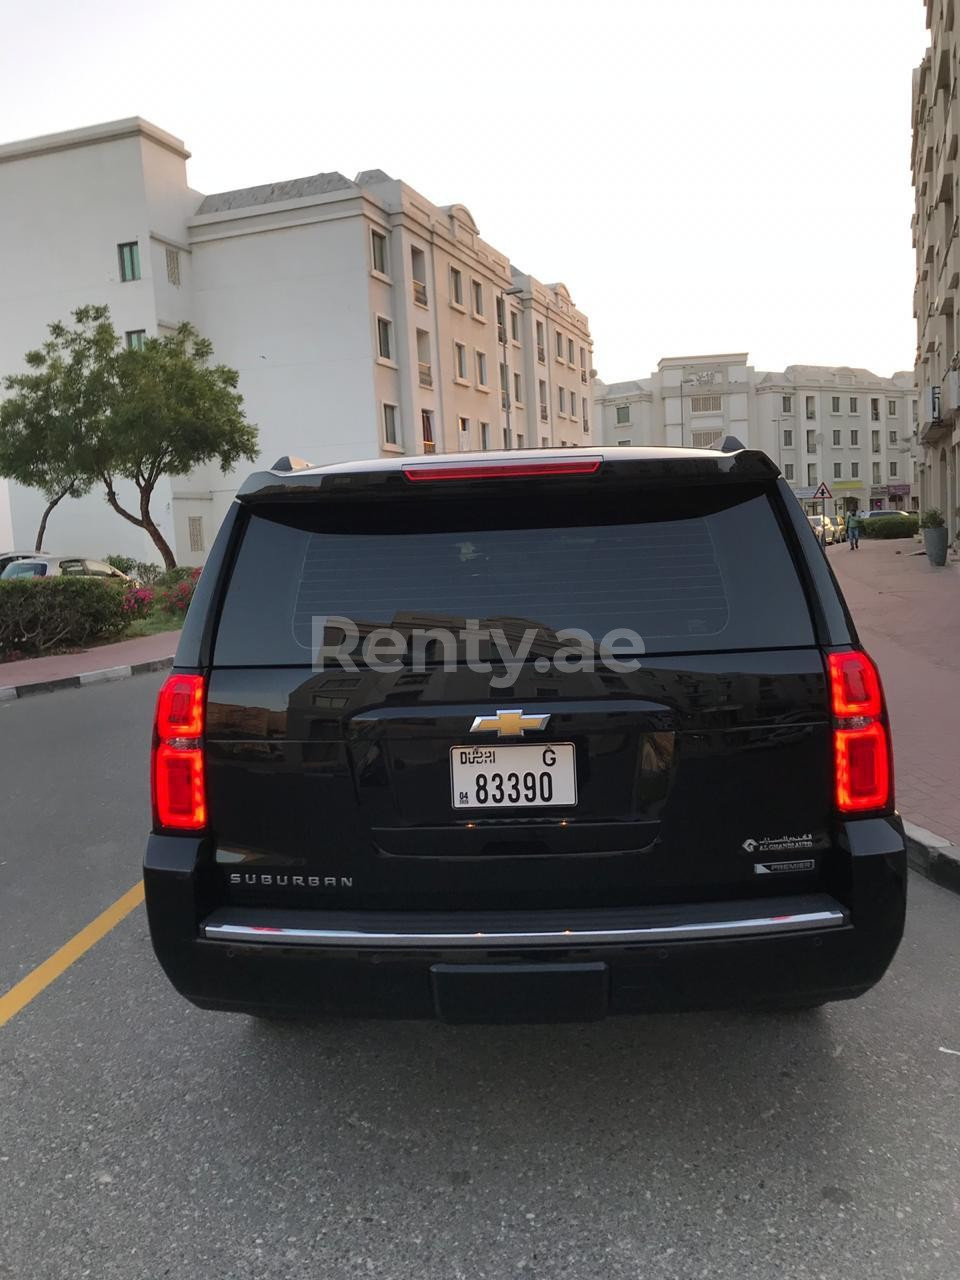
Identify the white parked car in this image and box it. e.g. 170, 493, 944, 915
0, 555, 134, 583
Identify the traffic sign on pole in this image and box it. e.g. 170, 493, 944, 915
812, 482, 833, 500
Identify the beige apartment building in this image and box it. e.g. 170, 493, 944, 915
595, 354, 918, 515
912, 0, 960, 540
0, 118, 593, 563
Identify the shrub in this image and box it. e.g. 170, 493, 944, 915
155, 567, 202, 616
122, 585, 155, 621
105, 554, 138, 576
156, 565, 198, 589
859, 515, 919, 539
134, 561, 164, 586
0, 577, 127, 658
919, 508, 945, 529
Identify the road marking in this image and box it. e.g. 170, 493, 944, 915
0, 881, 144, 1029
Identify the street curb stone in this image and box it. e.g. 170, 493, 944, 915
0, 655, 174, 702
904, 820, 960, 897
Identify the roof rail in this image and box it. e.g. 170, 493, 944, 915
271, 455, 315, 472
708, 435, 747, 453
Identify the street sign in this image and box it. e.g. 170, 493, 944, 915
812, 482, 833, 500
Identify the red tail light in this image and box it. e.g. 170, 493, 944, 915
152, 674, 207, 830
827, 651, 891, 814
402, 457, 602, 482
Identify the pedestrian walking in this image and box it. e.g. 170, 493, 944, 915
848, 509, 861, 550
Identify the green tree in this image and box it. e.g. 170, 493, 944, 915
0, 305, 115, 549
100, 324, 258, 568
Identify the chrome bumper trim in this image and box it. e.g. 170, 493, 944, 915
202, 907, 847, 949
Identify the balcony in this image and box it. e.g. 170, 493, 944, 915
539, 404, 548, 422
422, 439, 437, 455
412, 280, 428, 307
418, 363, 432, 389
537, 345, 545, 364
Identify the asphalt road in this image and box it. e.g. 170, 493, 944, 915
1, 674, 958, 1280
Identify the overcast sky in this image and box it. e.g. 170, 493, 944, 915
1, 0, 931, 382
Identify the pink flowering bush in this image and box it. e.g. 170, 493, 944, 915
121, 585, 155, 620
156, 567, 202, 616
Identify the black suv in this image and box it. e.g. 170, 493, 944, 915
145, 446, 906, 1022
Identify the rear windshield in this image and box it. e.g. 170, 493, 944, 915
213, 486, 815, 665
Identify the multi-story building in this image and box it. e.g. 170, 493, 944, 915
0, 118, 593, 564
912, 0, 960, 540
595, 354, 918, 515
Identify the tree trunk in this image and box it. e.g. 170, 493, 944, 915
102, 474, 178, 569
35, 489, 70, 551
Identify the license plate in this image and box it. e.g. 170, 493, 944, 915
450, 743, 577, 810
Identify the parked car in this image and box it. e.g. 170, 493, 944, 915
864, 509, 907, 519
806, 514, 835, 544
826, 514, 846, 542
0, 550, 47, 575
145, 446, 905, 1023
0, 555, 133, 582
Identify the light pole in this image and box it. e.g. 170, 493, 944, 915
499, 285, 524, 448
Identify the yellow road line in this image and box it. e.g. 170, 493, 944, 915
0, 881, 144, 1028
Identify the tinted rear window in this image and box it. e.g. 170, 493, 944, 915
213, 487, 815, 665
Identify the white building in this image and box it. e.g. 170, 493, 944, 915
911, 0, 960, 539
0, 118, 593, 565
595, 354, 918, 515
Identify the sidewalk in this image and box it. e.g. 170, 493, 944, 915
0, 629, 180, 699
828, 538, 960, 845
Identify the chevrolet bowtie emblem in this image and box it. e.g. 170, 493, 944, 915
469, 709, 551, 738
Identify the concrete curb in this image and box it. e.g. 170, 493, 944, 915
904, 820, 960, 897
0, 655, 175, 702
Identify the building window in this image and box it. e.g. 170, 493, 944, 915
783, 463, 795, 480
850, 429, 859, 446
165, 248, 181, 287
888, 430, 897, 445
871, 430, 880, 453
411, 247, 427, 306
510, 310, 521, 342
475, 350, 488, 386
912, 399, 918, 423
118, 241, 141, 282
889, 461, 898, 478
541, 436, 549, 448
783, 428, 793, 447
582, 405, 589, 431
806, 429, 816, 452
471, 279, 484, 318
832, 396, 840, 414
187, 515, 205, 554
832, 429, 841, 446
782, 394, 792, 413
870, 398, 880, 421
691, 394, 722, 413
421, 409, 435, 454
849, 397, 858, 414
833, 462, 842, 479
558, 386, 566, 414
571, 392, 578, 419
851, 462, 859, 478
480, 422, 490, 450
458, 416, 471, 448
692, 429, 723, 449
376, 316, 393, 360
556, 331, 564, 359
887, 400, 897, 417
125, 330, 146, 350
449, 266, 463, 306
495, 296, 505, 343
383, 403, 399, 446
567, 337, 575, 364
514, 372, 523, 404
805, 396, 816, 420
503, 428, 511, 449
616, 404, 630, 425
872, 461, 881, 484
539, 380, 548, 421
807, 464, 817, 485
536, 322, 546, 363
371, 229, 388, 275
454, 342, 468, 381
516, 433, 524, 448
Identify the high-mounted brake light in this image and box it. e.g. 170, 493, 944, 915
401, 457, 602, 483
827, 651, 891, 814
152, 674, 207, 831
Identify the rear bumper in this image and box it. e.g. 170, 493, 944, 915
144, 819, 907, 1022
